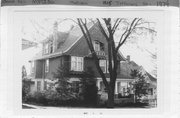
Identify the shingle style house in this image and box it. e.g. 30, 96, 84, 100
29, 21, 156, 102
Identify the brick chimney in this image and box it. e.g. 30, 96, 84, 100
53, 21, 58, 52
126, 55, 130, 62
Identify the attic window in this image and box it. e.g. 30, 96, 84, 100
93, 40, 104, 51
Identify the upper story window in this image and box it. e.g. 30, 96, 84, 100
43, 40, 54, 55
71, 56, 84, 71
49, 40, 53, 54
44, 43, 49, 54
99, 60, 106, 73
93, 40, 104, 52
45, 59, 49, 72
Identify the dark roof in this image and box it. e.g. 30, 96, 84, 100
146, 72, 157, 82
32, 22, 94, 60
120, 61, 140, 79
32, 22, 126, 61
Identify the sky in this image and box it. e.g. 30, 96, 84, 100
21, 18, 157, 77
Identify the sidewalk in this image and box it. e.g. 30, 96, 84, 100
22, 103, 45, 109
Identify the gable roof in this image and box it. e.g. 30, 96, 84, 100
32, 22, 125, 61
32, 22, 94, 60
146, 72, 157, 82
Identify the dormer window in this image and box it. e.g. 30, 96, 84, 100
49, 40, 53, 53
94, 41, 100, 51
43, 40, 54, 54
44, 43, 49, 54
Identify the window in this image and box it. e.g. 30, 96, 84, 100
37, 81, 41, 92
93, 40, 104, 52
71, 56, 84, 71
49, 41, 53, 53
99, 60, 106, 73
71, 81, 80, 93
31, 61, 35, 73
45, 59, 49, 72
118, 82, 130, 97
44, 43, 49, 54
93, 41, 100, 51
117, 82, 121, 93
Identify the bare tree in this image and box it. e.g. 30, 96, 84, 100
76, 18, 151, 108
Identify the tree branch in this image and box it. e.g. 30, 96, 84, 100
116, 18, 141, 51
112, 18, 124, 34
96, 19, 109, 41
77, 18, 109, 87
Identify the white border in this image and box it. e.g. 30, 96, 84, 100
1, 6, 179, 118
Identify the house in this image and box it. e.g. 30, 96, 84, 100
28, 21, 156, 104
138, 67, 157, 105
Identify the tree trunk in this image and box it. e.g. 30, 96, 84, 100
107, 86, 115, 108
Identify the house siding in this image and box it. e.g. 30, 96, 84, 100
45, 57, 62, 79
67, 24, 108, 57
35, 60, 44, 78
84, 57, 122, 78
39, 55, 70, 79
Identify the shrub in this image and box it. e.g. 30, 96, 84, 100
44, 90, 66, 106
22, 80, 31, 102
32, 91, 48, 105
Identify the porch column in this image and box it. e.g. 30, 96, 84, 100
115, 81, 118, 94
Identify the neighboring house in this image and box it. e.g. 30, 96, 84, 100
138, 66, 157, 105
22, 39, 38, 50
28, 21, 156, 103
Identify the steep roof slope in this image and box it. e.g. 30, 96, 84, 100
32, 22, 125, 61
32, 22, 94, 60
120, 61, 140, 79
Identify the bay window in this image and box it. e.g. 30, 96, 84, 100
71, 56, 84, 71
